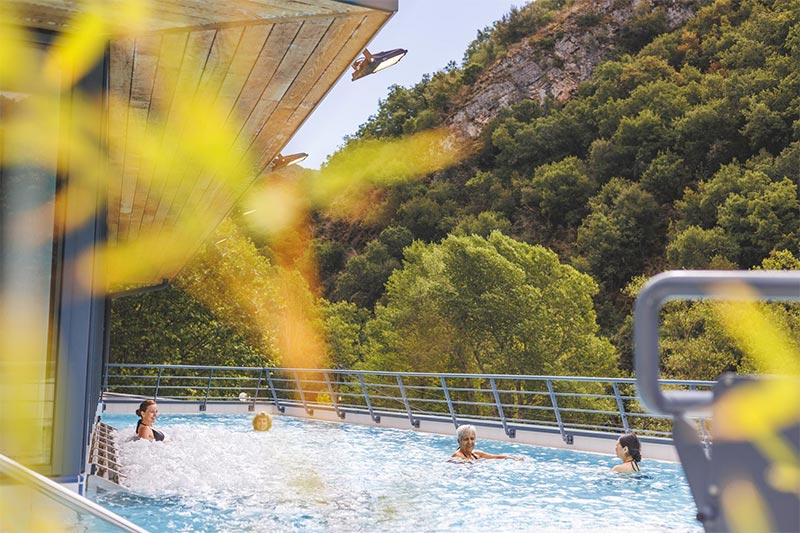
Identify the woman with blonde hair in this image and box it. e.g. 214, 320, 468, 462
252, 412, 272, 432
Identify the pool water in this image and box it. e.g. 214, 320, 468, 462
89, 414, 701, 532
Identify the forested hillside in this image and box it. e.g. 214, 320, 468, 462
112, 0, 800, 380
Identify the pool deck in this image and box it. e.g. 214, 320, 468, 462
103, 393, 680, 462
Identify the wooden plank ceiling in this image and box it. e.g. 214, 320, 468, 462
11, 0, 395, 289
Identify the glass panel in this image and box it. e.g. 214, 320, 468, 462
0, 43, 60, 466
0, 477, 133, 532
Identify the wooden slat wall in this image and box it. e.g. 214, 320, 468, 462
157, 23, 277, 233
251, 12, 388, 166
149, 25, 260, 241
9, 0, 378, 34
99, 5, 393, 285
129, 32, 189, 241
137, 28, 217, 242
167, 18, 335, 240
179, 13, 386, 263
118, 35, 160, 243
107, 37, 136, 245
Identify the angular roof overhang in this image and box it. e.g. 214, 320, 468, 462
7, 0, 396, 289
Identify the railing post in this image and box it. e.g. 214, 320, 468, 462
102, 361, 109, 392
250, 369, 263, 412
357, 373, 380, 423
154, 367, 163, 399
324, 371, 345, 419
265, 368, 285, 413
293, 370, 313, 415
397, 375, 419, 428
546, 379, 572, 444
490, 377, 515, 438
200, 369, 213, 412
440, 376, 458, 428
612, 381, 630, 433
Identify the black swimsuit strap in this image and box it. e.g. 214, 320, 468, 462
456, 449, 477, 459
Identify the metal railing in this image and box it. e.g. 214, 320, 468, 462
104, 364, 714, 444
0, 453, 147, 533
89, 421, 126, 487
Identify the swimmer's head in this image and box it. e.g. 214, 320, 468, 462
252, 412, 272, 432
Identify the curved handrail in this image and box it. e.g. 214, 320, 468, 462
633, 270, 800, 415
0, 453, 147, 533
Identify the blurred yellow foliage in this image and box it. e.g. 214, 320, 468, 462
711, 283, 800, 531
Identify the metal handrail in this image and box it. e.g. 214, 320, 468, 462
634, 270, 800, 415
0, 453, 147, 533
105, 364, 715, 443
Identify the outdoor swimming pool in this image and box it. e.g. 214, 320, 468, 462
90, 413, 701, 532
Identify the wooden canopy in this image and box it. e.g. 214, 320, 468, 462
9, 0, 396, 288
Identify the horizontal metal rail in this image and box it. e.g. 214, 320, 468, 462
105, 364, 714, 444
0, 453, 147, 533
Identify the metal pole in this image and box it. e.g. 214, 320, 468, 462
634, 270, 799, 415
250, 369, 263, 412
200, 369, 213, 411
612, 381, 630, 433
154, 367, 163, 399
546, 379, 572, 444
397, 375, 419, 428
293, 370, 313, 415
101, 360, 109, 393
490, 377, 515, 438
324, 371, 345, 419
265, 369, 285, 413
357, 373, 380, 423
440, 376, 458, 428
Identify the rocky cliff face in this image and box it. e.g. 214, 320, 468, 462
446, 0, 702, 140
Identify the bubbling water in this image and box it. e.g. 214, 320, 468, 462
93, 414, 701, 532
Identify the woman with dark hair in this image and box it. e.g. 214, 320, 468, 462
612, 432, 642, 472
135, 399, 165, 441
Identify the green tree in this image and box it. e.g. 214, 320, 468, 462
660, 301, 742, 380
674, 98, 744, 172
675, 165, 800, 267
110, 286, 269, 367
611, 108, 674, 178
365, 232, 618, 377
331, 239, 400, 309
177, 220, 283, 359
452, 211, 513, 237
323, 300, 371, 369
666, 226, 739, 269
640, 151, 692, 205
741, 100, 791, 154
576, 179, 665, 290
717, 177, 800, 266
648, 250, 800, 381
523, 156, 596, 227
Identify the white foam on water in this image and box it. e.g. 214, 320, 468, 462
100, 415, 701, 532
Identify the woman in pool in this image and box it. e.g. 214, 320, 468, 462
252, 412, 272, 432
451, 424, 522, 460
612, 432, 642, 472
135, 399, 165, 441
